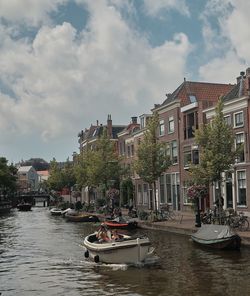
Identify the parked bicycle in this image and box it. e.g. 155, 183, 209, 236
227, 212, 249, 231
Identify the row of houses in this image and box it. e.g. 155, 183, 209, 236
78, 68, 250, 215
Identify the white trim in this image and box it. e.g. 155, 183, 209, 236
180, 102, 198, 113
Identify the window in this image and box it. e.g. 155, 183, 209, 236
166, 174, 172, 203
127, 146, 131, 157
140, 117, 145, 128
237, 170, 246, 206
224, 115, 231, 126
160, 175, 165, 204
138, 184, 142, 204
168, 116, 174, 133
166, 141, 178, 164
183, 146, 191, 167
184, 146, 199, 168
165, 173, 180, 210
159, 120, 165, 136
131, 144, 134, 156
184, 111, 198, 139
234, 111, 244, 128
192, 149, 199, 165
235, 133, 245, 162
172, 140, 178, 164
183, 181, 190, 204
189, 95, 197, 103
143, 184, 148, 205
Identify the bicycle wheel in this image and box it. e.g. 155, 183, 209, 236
239, 218, 249, 231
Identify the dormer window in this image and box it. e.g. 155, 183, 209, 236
189, 95, 197, 103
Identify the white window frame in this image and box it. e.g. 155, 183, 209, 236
224, 115, 231, 126
168, 116, 174, 134
236, 170, 247, 207
235, 132, 245, 163
234, 111, 244, 128
159, 120, 165, 136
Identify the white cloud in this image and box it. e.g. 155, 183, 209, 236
199, 0, 250, 82
0, 0, 192, 162
142, 0, 190, 18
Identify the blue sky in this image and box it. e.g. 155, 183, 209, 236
0, 0, 249, 164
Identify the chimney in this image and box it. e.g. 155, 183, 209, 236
96, 120, 99, 126
238, 71, 245, 97
131, 116, 137, 124
107, 114, 112, 138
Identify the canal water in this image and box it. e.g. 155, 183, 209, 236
1, 207, 250, 296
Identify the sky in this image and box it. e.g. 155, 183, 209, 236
0, 0, 250, 164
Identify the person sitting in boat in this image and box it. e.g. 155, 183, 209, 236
97, 224, 111, 242
111, 230, 120, 241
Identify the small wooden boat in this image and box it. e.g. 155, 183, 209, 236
84, 232, 155, 264
17, 203, 32, 211
191, 224, 241, 250
65, 211, 100, 222
104, 216, 138, 229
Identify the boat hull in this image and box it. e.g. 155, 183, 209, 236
84, 233, 154, 264
65, 213, 100, 222
104, 220, 138, 230
50, 208, 63, 216
191, 224, 241, 250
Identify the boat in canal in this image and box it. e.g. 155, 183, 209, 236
65, 211, 100, 222
191, 224, 241, 250
50, 207, 63, 216
17, 202, 32, 211
103, 216, 138, 229
83, 231, 155, 264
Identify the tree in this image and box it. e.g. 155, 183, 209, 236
189, 97, 238, 220
134, 112, 171, 212
0, 157, 17, 197
47, 158, 64, 191
74, 128, 122, 202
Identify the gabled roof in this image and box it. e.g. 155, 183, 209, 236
161, 81, 235, 107
18, 166, 34, 173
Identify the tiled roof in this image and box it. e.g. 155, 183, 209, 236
161, 81, 235, 106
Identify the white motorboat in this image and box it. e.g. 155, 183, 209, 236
50, 208, 63, 215
83, 232, 155, 264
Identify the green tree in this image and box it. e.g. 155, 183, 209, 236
47, 158, 64, 191
74, 129, 122, 201
134, 112, 171, 212
189, 97, 238, 216
0, 157, 17, 197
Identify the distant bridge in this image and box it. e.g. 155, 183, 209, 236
18, 193, 51, 207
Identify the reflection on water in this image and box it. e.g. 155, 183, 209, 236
1, 208, 250, 296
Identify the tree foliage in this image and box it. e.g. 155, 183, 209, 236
0, 157, 17, 195
47, 158, 75, 191
74, 129, 122, 197
134, 112, 171, 210
189, 97, 238, 188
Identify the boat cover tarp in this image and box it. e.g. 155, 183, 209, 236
192, 224, 236, 240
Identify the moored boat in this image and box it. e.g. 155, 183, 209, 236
17, 203, 32, 211
83, 232, 155, 264
65, 211, 100, 222
191, 224, 241, 250
104, 216, 138, 229
50, 208, 63, 216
